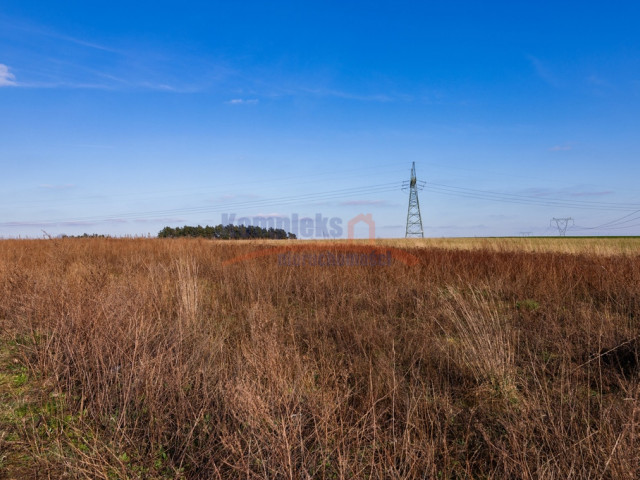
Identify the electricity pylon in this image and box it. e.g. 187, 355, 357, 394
550, 217, 574, 236
402, 162, 425, 238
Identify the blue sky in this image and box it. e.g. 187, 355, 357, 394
1, 1, 639, 238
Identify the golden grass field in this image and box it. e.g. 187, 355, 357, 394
1, 237, 638, 478
195, 236, 640, 255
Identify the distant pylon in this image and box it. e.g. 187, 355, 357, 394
550, 217, 574, 236
402, 162, 425, 238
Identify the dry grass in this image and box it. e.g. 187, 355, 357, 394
0, 237, 638, 478
381, 236, 640, 256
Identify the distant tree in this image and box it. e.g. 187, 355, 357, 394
157, 224, 296, 240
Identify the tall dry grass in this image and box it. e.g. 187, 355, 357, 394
382, 236, 640, 256
0, 237, 638, 478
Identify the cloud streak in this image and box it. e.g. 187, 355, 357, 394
0, 14, 230, 93
250, 213, 286, 218
520, 187, 615, 198
339, 200, 388, 206
2, 14, 412, 101
299, 87, 395, 102
0, 220, 110, 228
0, 15, 121, 54
226, 98, 259, 105
0, 217, 198, 229
528, 55, 560, 87
0, 64, 17, 86
38, 184, 76, 190
569, 190, 613, 197
133, 218, 186, 224
549, 144, 572, 151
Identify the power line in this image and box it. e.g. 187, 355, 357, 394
573, 209, 640, 230
425, 182, 640, 211
1, 161, 408, 210
1, 182, 403, 227
4, 163, 639, 236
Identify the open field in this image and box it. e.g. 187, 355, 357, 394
384, 236, 640, 256
170, 236, 640, 256
1, 237, 639, 478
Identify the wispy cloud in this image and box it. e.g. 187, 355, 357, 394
528, 55, 560, 87
65, 143, 114, 149
138, 81, 184, 92
0, 14, 230, 93
16, 79, 198, 92
339, 200, 388, 206
211, 193, 261, 203
0, 221, 52, 228
299, 87, 395, 102
569, 190, 613, 197
260, 82, 407, 103
1, 15, 120, 54
14, 80, 115, 90
59, 221, 100, 226
1, 14, 414, 100
520, 186, 614, 198
53, 33, 121, 54
133, 217, 185, 224
242, 70, 416, 103
217, 194, 237, 201
586, 74, 610, 87
0, 216, 196, 230
0, 64, 17, 86
38, 184, 76, 190
251, 213, 286, 218
549, 143, 573, 151
226, 98, 259, 105
426, 224, 490, 230
0, 14, 422, 102
0, 219, 123, 228
103, 219, 129, 224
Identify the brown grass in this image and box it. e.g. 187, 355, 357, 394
0, 237, 638, 478
382, 236, 640, 256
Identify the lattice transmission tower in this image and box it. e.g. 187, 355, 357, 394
550, 217, 574, 236
402, 162, 425, 238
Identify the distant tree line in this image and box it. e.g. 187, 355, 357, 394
158, 224, 296, 240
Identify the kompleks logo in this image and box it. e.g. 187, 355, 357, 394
222, 213, 372, 239
277, 249, 393, 267
221, 212, 420, 267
